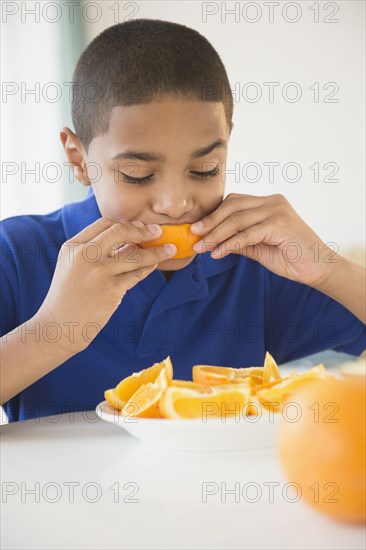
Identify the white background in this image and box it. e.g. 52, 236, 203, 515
1, 0, 365, 255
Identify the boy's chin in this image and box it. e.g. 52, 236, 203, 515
157, 254, 197, 271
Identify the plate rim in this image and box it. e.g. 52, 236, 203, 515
96, 400, 281, 425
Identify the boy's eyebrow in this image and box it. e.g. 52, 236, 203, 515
111, 139, 226, 162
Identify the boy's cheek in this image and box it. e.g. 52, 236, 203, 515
93, 194, 141, 224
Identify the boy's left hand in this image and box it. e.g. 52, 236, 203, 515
191, 193, 339, 289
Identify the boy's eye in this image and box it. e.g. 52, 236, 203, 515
119, 165, 220, 185
119, 173, 153, 185
191, 165, 220, 181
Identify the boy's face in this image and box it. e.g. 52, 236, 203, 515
62, 95, 232, 273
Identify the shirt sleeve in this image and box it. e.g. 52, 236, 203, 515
264, 270, 366, 364
0, 246, 20, 338
0, 232, 23, 423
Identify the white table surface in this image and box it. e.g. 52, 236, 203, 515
1, 351, 365, 550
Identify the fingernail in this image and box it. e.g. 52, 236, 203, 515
163, 244, 177, 255
147, 224, 162, 235
190, 221, 203, 233
193, 240, 204, 252
131, 220, 144, 227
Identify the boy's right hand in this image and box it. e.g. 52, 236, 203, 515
35, 218, 176, 353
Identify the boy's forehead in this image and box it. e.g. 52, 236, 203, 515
106, 99, 227, 138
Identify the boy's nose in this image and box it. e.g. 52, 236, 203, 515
152, 192, 193, 220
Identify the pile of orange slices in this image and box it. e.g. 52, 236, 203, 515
104, 352, 331, 419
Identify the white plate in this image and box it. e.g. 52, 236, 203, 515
96, 400, 281, 451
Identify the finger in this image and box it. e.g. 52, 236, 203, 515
210, 221, 273, 259
69, 217, 117, 244
115, 262, 160, 295
107, 242, 177, 275
91, 221, 163, 257
190, 194, 266, 235
193, 206, 269, 253
68, 217, 162, 248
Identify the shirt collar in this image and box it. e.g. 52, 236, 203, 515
62, 186, 101, 240
61, 186, 239, 280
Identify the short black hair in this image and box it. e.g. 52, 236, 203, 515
71, 19, 233, 151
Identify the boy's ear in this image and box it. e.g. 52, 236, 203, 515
60, 127, 90, 186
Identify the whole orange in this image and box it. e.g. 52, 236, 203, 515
138, 224, 201, 259
277, 375, 366, 524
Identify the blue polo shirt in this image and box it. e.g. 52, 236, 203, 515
1, 188, 365, 422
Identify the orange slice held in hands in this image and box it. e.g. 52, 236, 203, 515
138, 224, 201, 259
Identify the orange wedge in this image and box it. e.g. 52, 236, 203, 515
255, 364, 329, 411
192, 365, 264, 386
192, 365, 237, 385
138, 224, 201, 259
171, 380, 209, 391
234, 367, 264, 384
105, 389, 125, 411
104, 356, 173, 411
262, 351, 281, 384
159, 384, 252, 419
121, 368, 168, 418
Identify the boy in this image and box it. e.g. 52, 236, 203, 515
1, 19, 365, 422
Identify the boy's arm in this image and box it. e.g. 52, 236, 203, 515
263, 263, 365, 365
0, 311, 81, 405
314, 256, 366, 324
0, 217, 174, 406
